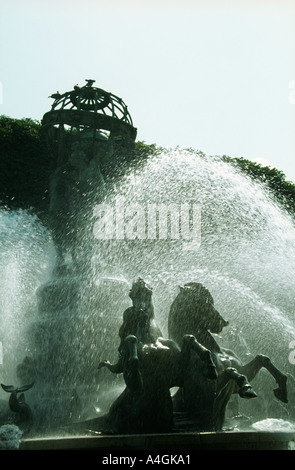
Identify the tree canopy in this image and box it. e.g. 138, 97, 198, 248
221, 155, 295, 216
0, 115, 50, 220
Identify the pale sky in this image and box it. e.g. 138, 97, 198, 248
1, 0, 295, 182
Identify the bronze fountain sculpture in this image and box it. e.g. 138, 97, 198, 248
12, 80, 139, 432
168, 282, 288, 431
97, 278, 218, 433
0, 80, 292, 448
97, 278, 288, 434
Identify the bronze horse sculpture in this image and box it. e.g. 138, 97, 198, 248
168, 282, 288, 431
98, 278, 257, 434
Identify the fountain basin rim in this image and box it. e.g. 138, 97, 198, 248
20, 430, 295, 451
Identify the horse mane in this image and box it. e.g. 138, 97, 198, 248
168, 282, 214, 345
182, 282, 214, 306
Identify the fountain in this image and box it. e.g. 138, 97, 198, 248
1, 80, 295, 450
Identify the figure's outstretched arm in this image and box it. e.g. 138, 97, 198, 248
98, 360, 123, 374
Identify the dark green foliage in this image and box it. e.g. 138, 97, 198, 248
223, 155, 295, 216
133, 141, 164, 159
0, 115, 50, 222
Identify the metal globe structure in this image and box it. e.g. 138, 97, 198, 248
42, 79, 137, 168
41, 80, 137, 267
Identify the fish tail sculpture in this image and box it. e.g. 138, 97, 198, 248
1, 383, 34, 432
